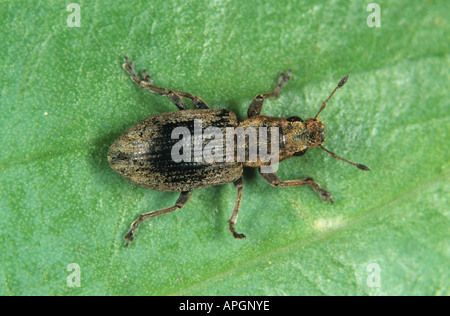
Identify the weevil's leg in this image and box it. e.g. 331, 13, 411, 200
174, 90, 211, 109
247, 70, 292, 118
141, 70, 152, 84
123, 57, 211, 110
228, 177, 246, 239
123, 57, 168, 94
124, 191, 192, 246
259, 169, 334, 204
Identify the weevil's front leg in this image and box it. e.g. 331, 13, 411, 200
124, 191, 192, 246
228, 177, 246, 239
247, 70, 292, 118
259, 169, 334, 204
123, 57, 210, 110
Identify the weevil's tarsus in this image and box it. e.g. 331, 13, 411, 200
123, 56, 210, 110
141, 70, 152, 84
247, 70, 292, 118
124, 191, 193, 247
314, 75, 349, 120
320, 146, 371, 171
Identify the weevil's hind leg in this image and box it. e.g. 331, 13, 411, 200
259, 169, 334, 204
123, 57, 211, 110
247, 70, 292, 118
124, 191, 193, 246
228, 177, 246, 239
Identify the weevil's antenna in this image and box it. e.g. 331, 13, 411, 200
320, 146, 371, 171
314, 75, 349, 119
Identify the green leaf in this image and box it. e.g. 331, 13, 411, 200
0, 0, 448, 295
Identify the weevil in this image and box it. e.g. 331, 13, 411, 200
108, 57, 370, 246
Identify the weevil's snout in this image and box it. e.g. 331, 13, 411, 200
304, 118, 325, 148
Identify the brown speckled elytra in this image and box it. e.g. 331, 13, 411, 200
108, 57, 370, 246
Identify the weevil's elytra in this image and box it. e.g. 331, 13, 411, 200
109, 57, 370, 246
108, 109, 241, 191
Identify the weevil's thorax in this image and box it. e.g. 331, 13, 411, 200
238, 115, 285, 167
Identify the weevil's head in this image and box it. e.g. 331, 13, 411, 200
283, 117, 325, 155
293, 75, 345, 150
283, 75, 371, 171
303, 118, 326, 148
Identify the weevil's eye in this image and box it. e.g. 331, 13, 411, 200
287, 116, 303, 122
